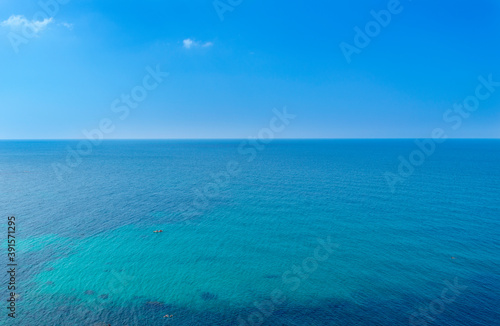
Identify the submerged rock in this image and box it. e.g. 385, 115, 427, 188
200, 292, 217, 301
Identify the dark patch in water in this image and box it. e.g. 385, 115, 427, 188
200, 292, 218, 301
85, 290, 95, 295
24, 287, 500, 326
263, 274, 280, 279
143, 301, 171, 313
100, 294, 109, 299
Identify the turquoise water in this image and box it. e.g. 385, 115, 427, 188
0, 140, 499, 325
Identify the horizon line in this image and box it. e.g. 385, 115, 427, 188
1, 138, 499, 141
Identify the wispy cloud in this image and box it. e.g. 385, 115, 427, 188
1, 15, 53, 35
182, 38, 213, 49
59, 22, 73, 30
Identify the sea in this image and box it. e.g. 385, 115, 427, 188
0, 139, 499, 325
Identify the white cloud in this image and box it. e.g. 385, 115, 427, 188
1, 15, 53, 35
183, 38, 213, 49
183, 38, 194, 49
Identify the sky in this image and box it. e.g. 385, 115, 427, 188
0, 0, 499, 139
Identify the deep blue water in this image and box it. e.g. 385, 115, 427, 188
0, 140, 499, 325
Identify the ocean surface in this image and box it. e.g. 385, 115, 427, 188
0, 140, 499, 326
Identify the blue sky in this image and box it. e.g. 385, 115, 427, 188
0, 0, 499, 139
